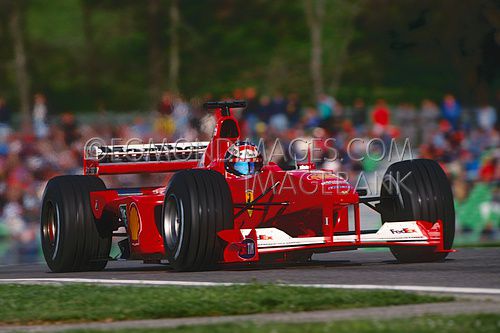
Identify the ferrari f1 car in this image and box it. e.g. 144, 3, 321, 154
41, 101, 455, 272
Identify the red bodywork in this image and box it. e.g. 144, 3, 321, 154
84, 107, 452, 264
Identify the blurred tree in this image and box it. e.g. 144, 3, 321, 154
81, 0, 98, 103
304, 0, 325, 99
5, 0, 30, 124
0, 0, 497, 113
147, 0, 165, 103
343, 0, 499, 104
433, 0, 500, 103
323, 0, 363, 94
169, 0, 180, 94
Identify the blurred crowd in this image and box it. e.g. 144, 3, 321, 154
0, 88, 499, 263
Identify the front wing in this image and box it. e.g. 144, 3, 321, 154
218, 220, 453, 263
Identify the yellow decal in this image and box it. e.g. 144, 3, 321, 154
129, 204, 140, 245
246, 190, 254, 217
307, 173, 338, 181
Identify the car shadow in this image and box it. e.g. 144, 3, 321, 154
100, 257, 455, 273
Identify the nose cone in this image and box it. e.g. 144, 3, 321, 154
292, 171, 358, 204
306, 172, 355, 191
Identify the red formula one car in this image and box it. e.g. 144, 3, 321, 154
40, 101, 455, 272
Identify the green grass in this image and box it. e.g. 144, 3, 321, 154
0, 284, 451, 325
68, 314, 500, 333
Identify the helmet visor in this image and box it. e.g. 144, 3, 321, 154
233, 161, 256, 176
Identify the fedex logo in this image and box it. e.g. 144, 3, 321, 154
390, 228, 416, 234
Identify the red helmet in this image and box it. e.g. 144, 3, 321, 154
225, 141, 263, 176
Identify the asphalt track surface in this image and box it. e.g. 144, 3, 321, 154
1, 248, 499, 291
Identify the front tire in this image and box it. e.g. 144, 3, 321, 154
379, 159, 455, 263
41, 176, 111, 272
162, 170, 233, 271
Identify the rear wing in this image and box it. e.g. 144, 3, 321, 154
204, 100, 246, 116
83, 141, 209, 175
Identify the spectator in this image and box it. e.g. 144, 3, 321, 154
476, 101, 497, 132
154, 91, 177, 139
269, 93, 288, 132
157, 91, 174, 116
172, 95, 191, 139
441, 94, 461, 129
394, 102, 417, 141
351, 98, 367, 130
285, 93, 301, 125
317, 94, 335, 120
32, 93, 49, 138
243, 87, 258, 119
420, 99, 440, 142
479, 156, 497, 183
241, 87, 259, 138
371, 99, 390, 136
256, 95, 272, 122
495, 90, 500, 129
60, 113, 79, 146
302, 107, 320, 129
270, 93, 287, 116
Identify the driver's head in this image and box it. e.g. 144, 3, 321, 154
225, 141, 263, 176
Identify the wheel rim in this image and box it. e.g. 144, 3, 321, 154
42, 201, 61, 260
163, 194, 184, 257
48, 207, 56, 243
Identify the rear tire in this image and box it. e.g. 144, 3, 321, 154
379, 159, 455, 263
41, 176, 111, 272
162, 170, 233, 271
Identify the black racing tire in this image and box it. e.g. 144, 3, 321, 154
162, 169, 233, 271
379, 159, 455, 263
41, 175, 111, 272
